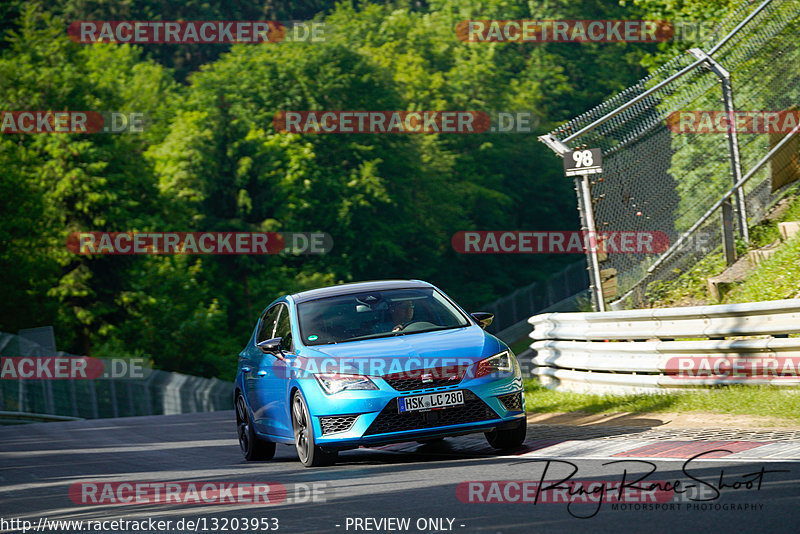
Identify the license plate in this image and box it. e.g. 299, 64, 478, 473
398, 390, 464, 413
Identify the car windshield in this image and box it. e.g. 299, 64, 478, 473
297, 287, 471, 346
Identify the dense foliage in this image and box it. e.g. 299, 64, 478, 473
0, 0, 735, 378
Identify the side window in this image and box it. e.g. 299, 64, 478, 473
274, 304, 294, 352
256, 305, 281, 343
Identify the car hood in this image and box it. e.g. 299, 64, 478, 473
295, 326, 501, 375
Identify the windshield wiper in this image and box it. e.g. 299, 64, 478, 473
337, 332, 397, 343
337, 325, 463, 343
404, 325, 463, 335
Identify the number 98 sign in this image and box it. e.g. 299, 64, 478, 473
564, 148, 602, 177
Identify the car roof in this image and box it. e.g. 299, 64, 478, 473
290, 280, 433, 304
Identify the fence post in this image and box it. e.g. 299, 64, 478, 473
529, 283, 536, 312
578, 173, 606, 311
540, 133, 605, 311
510, 291, 519, 325
88, 380, 99, 418
127, 381, 136, 416
70, 380, 79, 417
688, 48, 749, 265
108, 379, 118, 418
19, 380, 25, 412
143, 374, 153, 415
721, 201, 737, 265
41, 381, 49, 414
563, 266, 571, 297
721, 77, 749, 245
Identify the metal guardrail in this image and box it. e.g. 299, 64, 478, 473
0, 332, 234, 420
528, 299, 800, 394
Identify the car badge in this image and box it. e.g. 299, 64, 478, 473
421, 373, 433, 383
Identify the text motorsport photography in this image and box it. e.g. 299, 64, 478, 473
458, 455, 786, 519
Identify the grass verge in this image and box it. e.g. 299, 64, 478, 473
723, 232, 800, 302
523, 378, 800, 422
646, 189, 800, 306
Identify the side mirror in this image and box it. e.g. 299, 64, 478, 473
257, 337, 283, 354
470, 312, 494, 330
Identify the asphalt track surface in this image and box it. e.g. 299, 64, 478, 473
2, 411, 799, 533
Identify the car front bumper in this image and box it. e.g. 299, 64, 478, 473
304, 374, 525, 449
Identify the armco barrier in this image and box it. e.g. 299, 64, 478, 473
0, 332, 233, 420
528, 298, 800, 394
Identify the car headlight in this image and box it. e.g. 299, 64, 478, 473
314, 373, 379, 395
473, 350, 520, 378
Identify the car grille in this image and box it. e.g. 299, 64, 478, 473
363, 390, 498, 436
382, 365, 470, 391
497, 391, 523, 411
319, 414, 358, 435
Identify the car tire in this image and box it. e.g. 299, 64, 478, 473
236, 393, 276, 461
291, 391, 338, 467
485, 418, 527, 449
416, 437, 445, 444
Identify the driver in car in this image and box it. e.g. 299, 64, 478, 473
390, 300, 414, 332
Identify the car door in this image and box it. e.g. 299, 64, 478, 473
244, 304, 280, 435
268, 304, 296, 437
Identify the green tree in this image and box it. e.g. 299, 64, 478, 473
0, 7, 175, 353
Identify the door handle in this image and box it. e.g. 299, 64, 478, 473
256, 370, 267, 377
241, 366, 251, 373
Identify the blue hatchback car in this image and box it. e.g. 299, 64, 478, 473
234, 280, 526, 467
